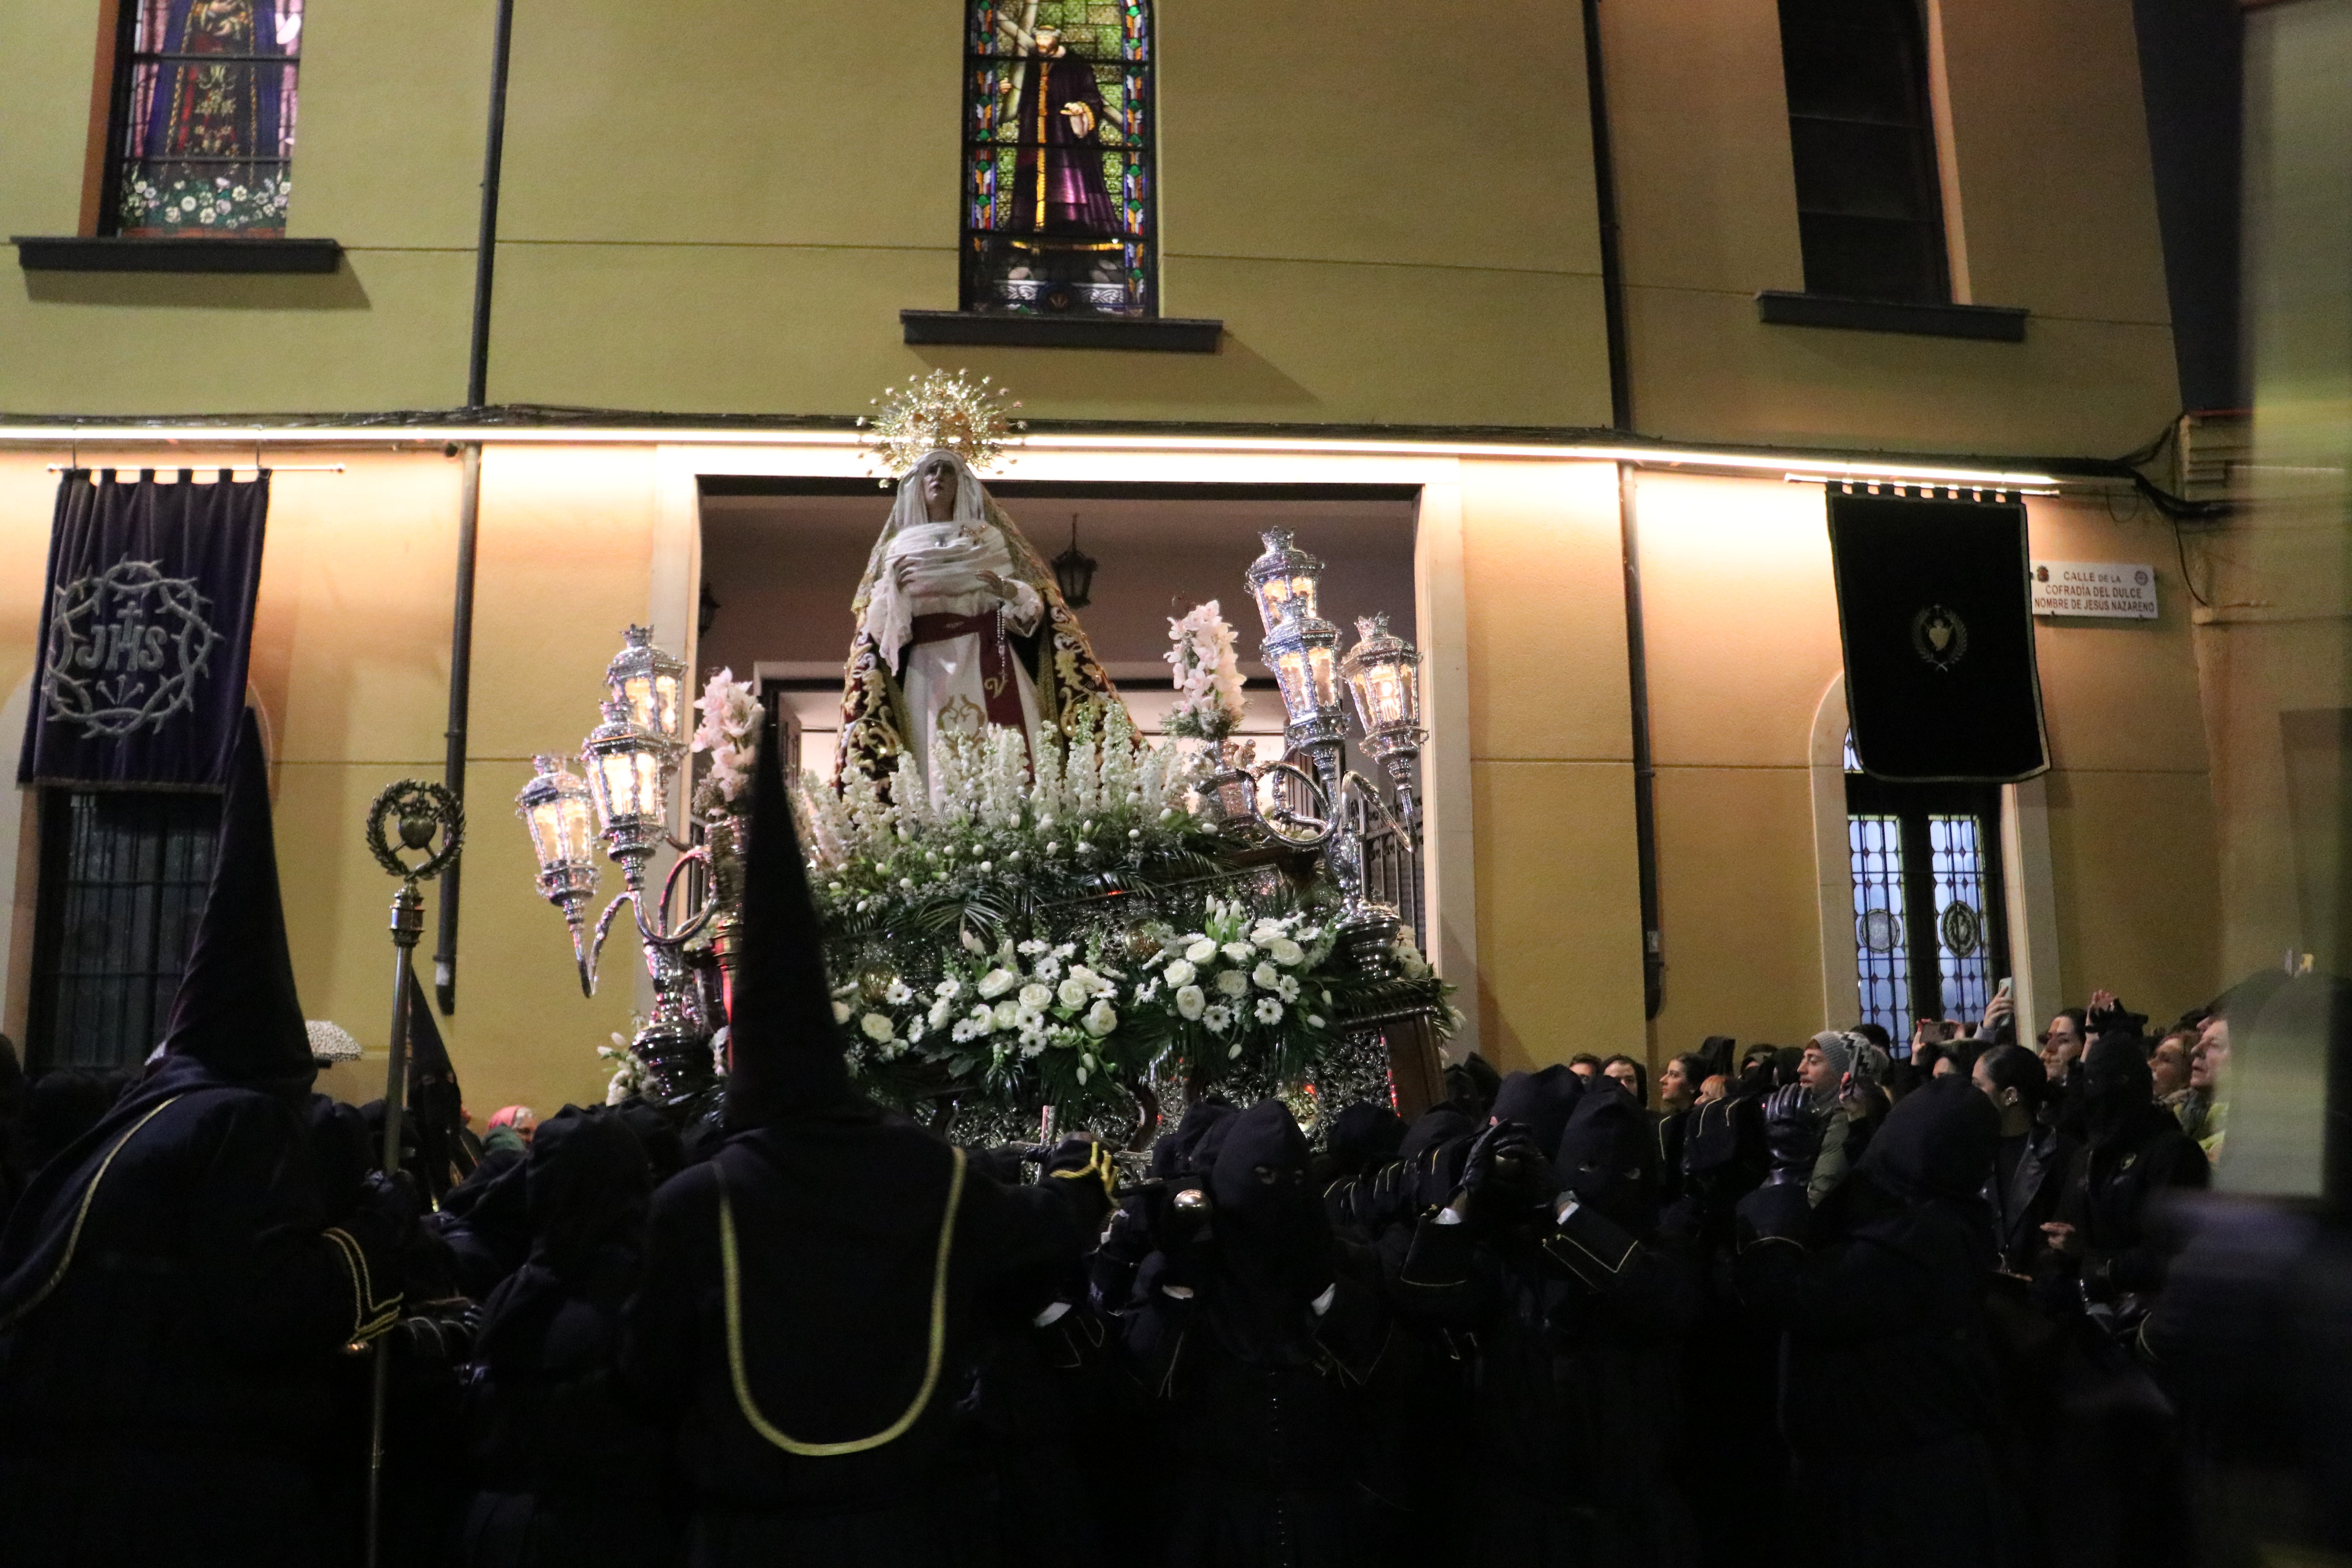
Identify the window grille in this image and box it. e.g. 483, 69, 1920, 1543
1843, 736, 2007, 1040
27, 790, 221, 1073
962, 0, 1154, 317
1849, 812, 1910, 1038
1775, 0, 1950, 303
1928, 813, 1996, 1025
103, 0, 304, 238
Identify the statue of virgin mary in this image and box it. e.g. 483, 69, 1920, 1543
837, 448, 1121, 794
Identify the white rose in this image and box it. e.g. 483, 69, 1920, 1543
1185, 937, 1217, 964
1083, 1000, 1118, 1037
1221, 941, 1255, 964
1268, 937, 1305, 967
859, 1013, 894, 1042
1175, 984, 1207, 1020
993, 999, 1022, 1030
1163, 959, 1197, 987
1252, 962, 1281, 991
1216, 969, 1249, 1000
1020, 982, 1054, 1011
978, 967, 1018, 999
832, 1000, 853, 1024
1057, 976, 1093, 1011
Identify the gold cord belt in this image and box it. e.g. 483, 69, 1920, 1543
0, 1094, 184, 1333
717, 1143, 966, 1457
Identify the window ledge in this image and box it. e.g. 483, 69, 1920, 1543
1755, 291, 2027, 343
12, 236, 344, 274
900, 309, 1222, 353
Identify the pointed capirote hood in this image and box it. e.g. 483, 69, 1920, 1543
724, 713, 852, 1125
159, 708, 314, 1094
405, 965, 466, 1198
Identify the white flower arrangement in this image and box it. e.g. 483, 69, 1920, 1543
1163, 600, 1248, 744
793, 699, 1199, 925
691, 668, 764, 818
599, 1022, 649, 1105
839, 932, 1137, 1104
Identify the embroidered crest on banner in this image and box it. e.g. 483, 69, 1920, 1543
1909, 604, 1969, 672
39, 559, 220, 739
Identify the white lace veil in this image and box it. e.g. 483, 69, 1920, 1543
857, 449, 996, 668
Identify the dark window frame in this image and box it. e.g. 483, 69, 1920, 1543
1844, 769, 2010, 1039
96, 0, 305, 241
1775, 0, 1953, 306
26, 787, 221, 1076
958, 0, 1158, 319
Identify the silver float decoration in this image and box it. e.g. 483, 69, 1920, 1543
516, 626, 717, 1100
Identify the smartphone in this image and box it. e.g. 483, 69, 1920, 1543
1994, 976, 2014, 1002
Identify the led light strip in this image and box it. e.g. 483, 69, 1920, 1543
0, 421, 2065, 490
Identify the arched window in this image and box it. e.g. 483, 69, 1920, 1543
1844, 730, 2009, 1041
962, 2, 1154, 318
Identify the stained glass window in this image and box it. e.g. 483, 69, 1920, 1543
105, 0, 303, 238
1849, 813, 1910, 1038
1929, 813, 1995, 1024
1844, 744, 2008, 1040
962, 1, 1154, 317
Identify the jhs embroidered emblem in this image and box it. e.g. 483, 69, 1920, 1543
40, 559, 219, 739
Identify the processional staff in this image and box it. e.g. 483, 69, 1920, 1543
359, 780, 465, 1568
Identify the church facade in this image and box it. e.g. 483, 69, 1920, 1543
0, 0, 2259, 1113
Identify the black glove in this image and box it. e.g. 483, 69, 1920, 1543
391, 1299, 481, 1365
1760, 1085, 1824, 1186
1459, 1122, 1552, 1216
1735, 1179, 1811, 1245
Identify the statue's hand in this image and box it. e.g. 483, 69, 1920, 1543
1062, 102, 1095, 138
976, 570, 1009, 597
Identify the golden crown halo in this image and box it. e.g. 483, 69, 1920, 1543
857, 369, 1025, 482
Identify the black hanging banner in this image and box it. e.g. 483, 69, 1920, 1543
18, 469, 270, 790
1828, 486, 2048, 783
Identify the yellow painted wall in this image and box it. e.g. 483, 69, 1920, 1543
0, 446, 649, 1118
1457, 459, 1648, 1070
1633, 472, 2221, 1063
1634, 472, 1842, 1057
4, 0, 1612, 429
1601, 0, 2181, 456
0, 0, 489, 412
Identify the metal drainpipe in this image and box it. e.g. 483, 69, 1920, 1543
432, 0, 516, 1015
1582, 0, 1664, 1020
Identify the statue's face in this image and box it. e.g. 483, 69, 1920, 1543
1035, 26, 1063, 53
921, 461, 959, 518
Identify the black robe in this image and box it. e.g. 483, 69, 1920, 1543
1733, 1080, 2024, 1568
0, 1058, 384, 1566
618, 1109, 1089, 1566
